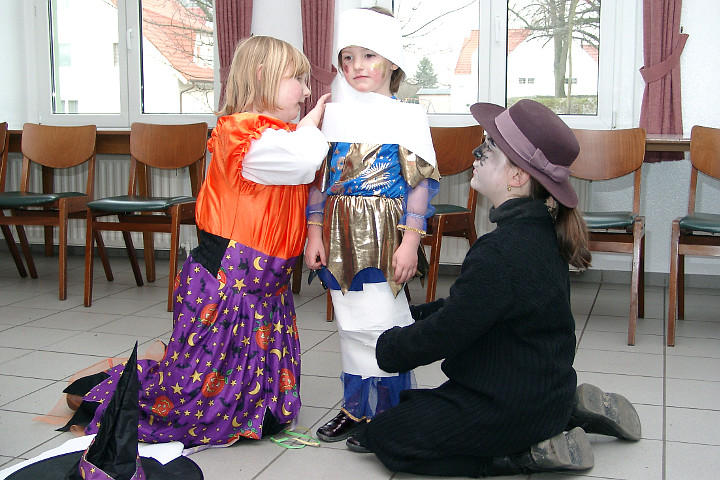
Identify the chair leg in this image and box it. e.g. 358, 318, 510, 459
16, 225, 38, 278
1, 222, 28, 277
677, 251, 685, 320
58, 208, 68, 301
291, 254, 302, 294
44, 225, 53, 257
638, 236, 645, 318
84, 213, 95, 307
467, 222, 478, 245
143, 231, 156, 283
94, 230, 114, 281
425, 223, 445, 303
627, 220, 643, 346
122, 230, 144, 287
326, 290, 333, 322
167, 212, 181, 312
667, 221, 680, 346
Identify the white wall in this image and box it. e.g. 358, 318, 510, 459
0, 1, 30, 129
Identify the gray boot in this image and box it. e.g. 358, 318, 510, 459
569, 383, 642, 441
489, 427, 594, 476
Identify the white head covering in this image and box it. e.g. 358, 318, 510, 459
323, 8, 436, 167
333, 8, 407, 74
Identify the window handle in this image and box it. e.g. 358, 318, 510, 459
127, 28, 133, 50
494, 16, 502, 43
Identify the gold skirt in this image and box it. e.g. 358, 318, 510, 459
323, 195, 405, 297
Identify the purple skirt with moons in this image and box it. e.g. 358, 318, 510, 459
83, 241, 302, 447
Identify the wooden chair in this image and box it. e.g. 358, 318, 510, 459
667, 125, 720, 346
571, 128, 646, 346
84, 122, 208, 311
422, 124, 485, 302
0, 123, 111, 300
0, 122, 29, 277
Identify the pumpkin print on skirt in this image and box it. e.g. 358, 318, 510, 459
82, 241, 302, 448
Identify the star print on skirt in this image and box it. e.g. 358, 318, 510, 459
82, 241, 302, 448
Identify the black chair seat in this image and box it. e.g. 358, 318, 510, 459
87, 195, 195, 213
679, 212, 720, 234
433, 204, 470, 215
583, 211, 636, 229
0, 191, 85, 208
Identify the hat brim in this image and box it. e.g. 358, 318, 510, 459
470, 103, 578, 208
4, 452, 203, 480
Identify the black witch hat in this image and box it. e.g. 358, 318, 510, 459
6, 343, 203, 480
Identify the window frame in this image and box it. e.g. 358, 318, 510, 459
31, 0, 218, 128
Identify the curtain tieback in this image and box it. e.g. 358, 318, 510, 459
311, 65, 337, 85
639, 33, 689, 84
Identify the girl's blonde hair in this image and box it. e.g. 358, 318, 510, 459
218, 35, 311, 116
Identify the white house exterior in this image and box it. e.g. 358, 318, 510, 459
450, 29, 599, 111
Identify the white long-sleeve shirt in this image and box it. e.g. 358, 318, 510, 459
241, 125, 328, 185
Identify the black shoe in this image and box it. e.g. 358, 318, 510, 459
316, 411, 364, 443
570, 383, 642, 441
346, 436, 371, 453
489, 428, 593, 476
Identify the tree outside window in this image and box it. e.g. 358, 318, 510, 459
507, 0, 600, 114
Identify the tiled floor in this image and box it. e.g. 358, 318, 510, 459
0, 253, 719, 479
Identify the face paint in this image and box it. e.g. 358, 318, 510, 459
371, 62, 388, 78
339, 46, 394, 96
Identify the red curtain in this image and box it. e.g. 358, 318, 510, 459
216, 0, 253, 108
639, 0, 689, 162
300, 0, 336, 116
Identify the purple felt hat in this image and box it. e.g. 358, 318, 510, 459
470, 99, 580, 208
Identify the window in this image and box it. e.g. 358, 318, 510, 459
39, 0, 216, 127
507, 0, 599, 115
139, 0, 215, 114
48, 0, 121, 115
390, 0, 627, 128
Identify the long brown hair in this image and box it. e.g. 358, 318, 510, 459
529, 178, 592, 270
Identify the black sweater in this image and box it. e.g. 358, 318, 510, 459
375, 197, 577, 451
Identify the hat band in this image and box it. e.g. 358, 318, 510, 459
495, 110, 570, 183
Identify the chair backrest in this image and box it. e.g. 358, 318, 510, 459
0, 122, 8, 193
687, 125, 720, 216
430, 124, 485, 211
128, 122, 208, 197
571, 128, 646, 213
19, 123, 97, 196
